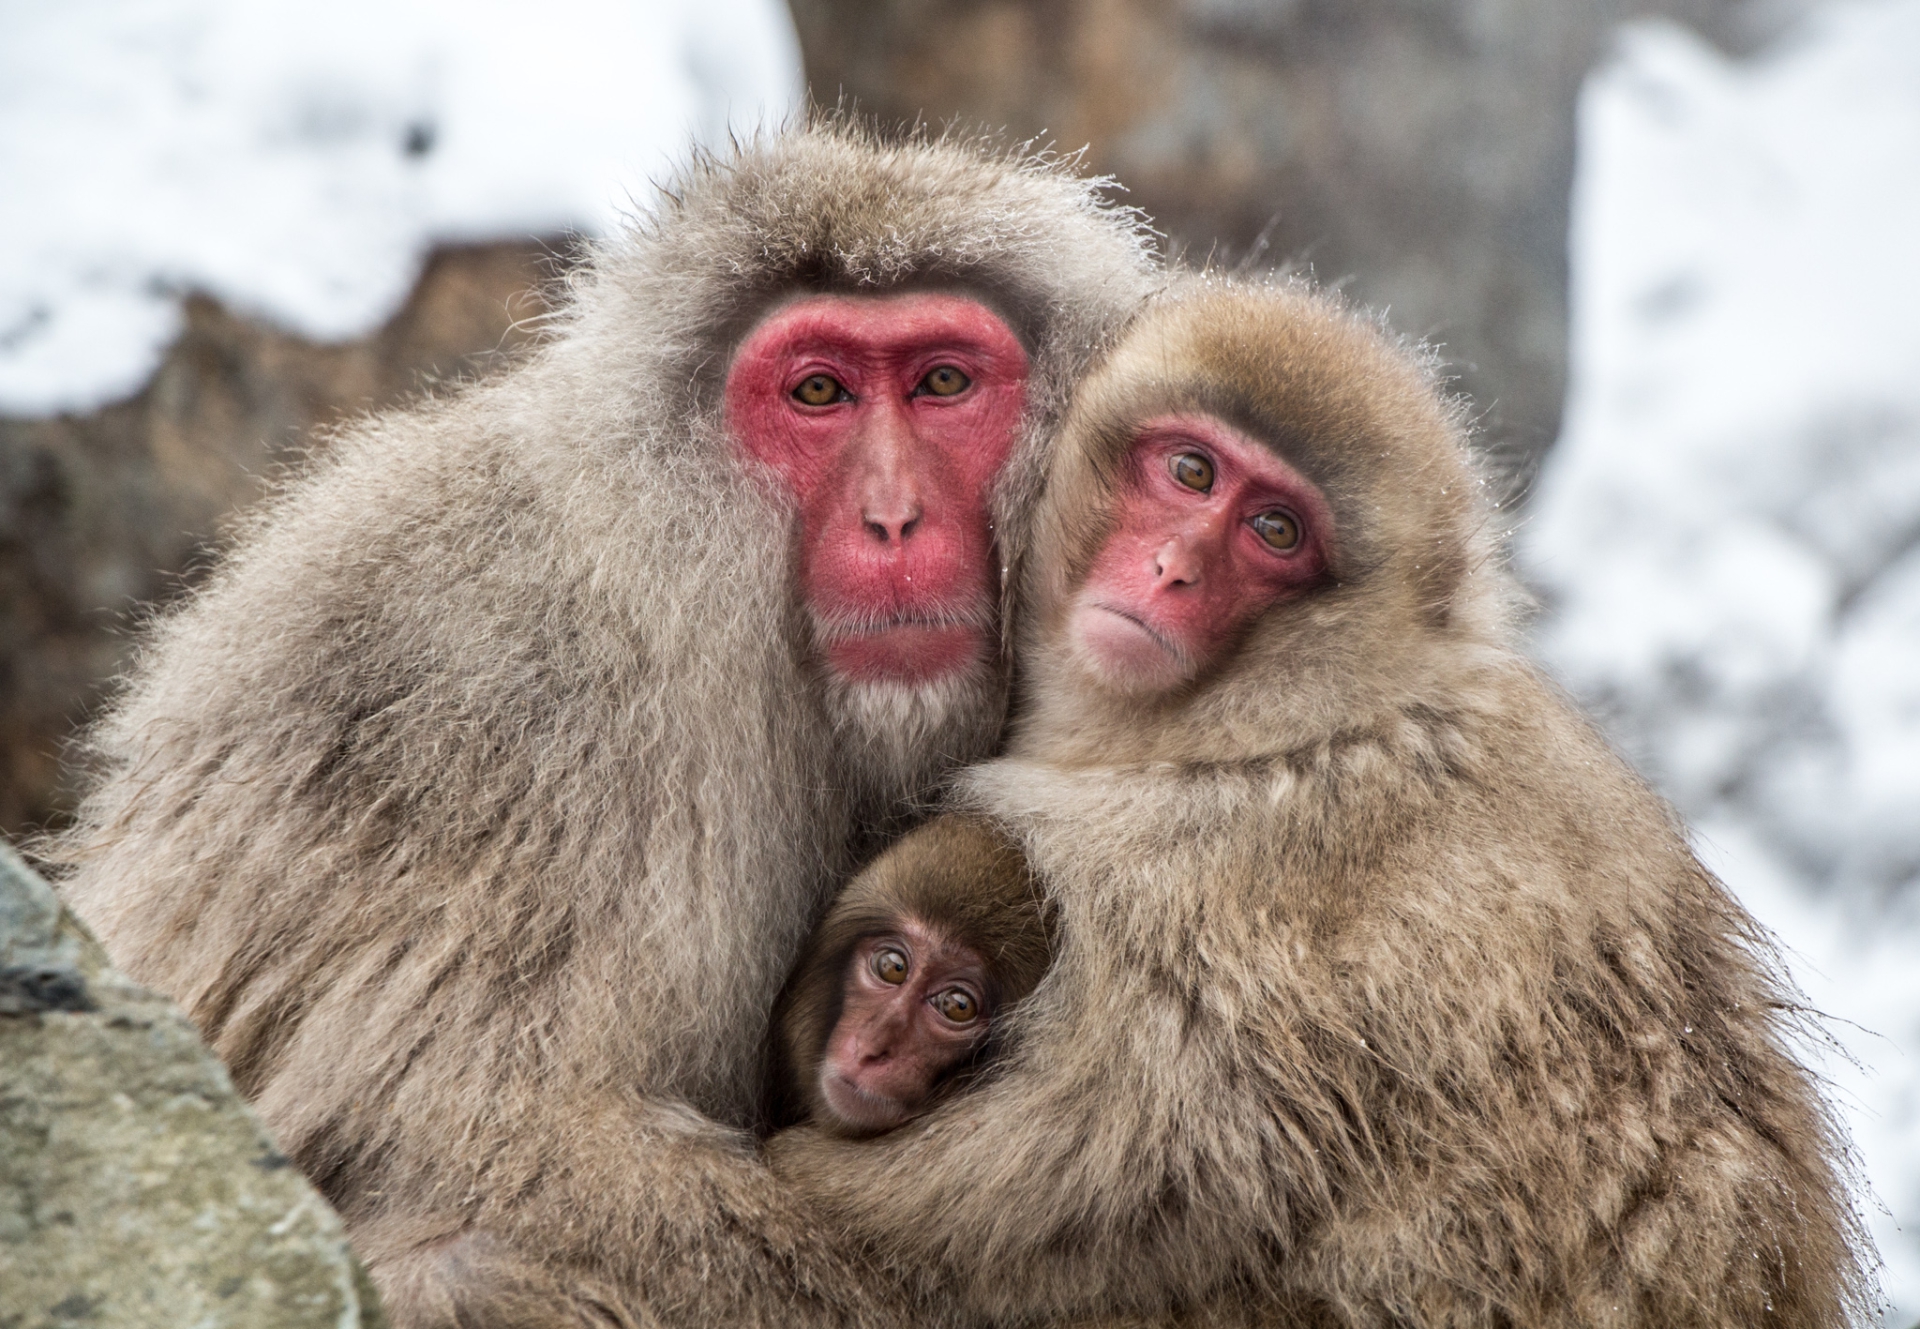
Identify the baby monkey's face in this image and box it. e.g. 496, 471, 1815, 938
818, 919, 994, 1134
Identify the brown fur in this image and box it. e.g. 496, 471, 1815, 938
46, 120, 1157, 1329
769, 278, 1876, 1328
773, 812, 1054, 1131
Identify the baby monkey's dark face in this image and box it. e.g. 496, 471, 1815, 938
818, 918, 994, 1134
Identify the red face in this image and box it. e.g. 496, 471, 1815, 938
725, 293, 1030, 686
1069, 414, 1332, 693
818, 919, 993, 1134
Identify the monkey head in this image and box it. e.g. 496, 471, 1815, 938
1066, 411, 1334, 693
725, 293, 1030, 688
776, 815, 1052, 1137
1020, 278, 1502, 763
817, 918, 994, 1134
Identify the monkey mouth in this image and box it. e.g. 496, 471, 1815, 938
811, 602, 995, 685
1087, 602, 1181, 660
811, 600, 994, 642
1070, 599, 1197, 694
820, 1072, 911, 1134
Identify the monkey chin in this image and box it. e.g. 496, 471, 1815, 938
821, 655, 1005, 826
1067, 597, 1196, 695
818, 1071, 916, 1136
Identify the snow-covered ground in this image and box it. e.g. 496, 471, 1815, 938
0, 0, 803, 414
1522, 2, 1920, 1320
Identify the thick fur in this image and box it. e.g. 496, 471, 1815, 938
48, 121, 1156, 1329
770, 280, 1876, 1328
774, 812, 1054, 1131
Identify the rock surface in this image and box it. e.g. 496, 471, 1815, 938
0, 839, 385, 1328
0, 240, 560, 838
787, 0, 1806, 470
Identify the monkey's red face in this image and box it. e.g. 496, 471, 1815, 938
817, 920, 993, 1135
1069, 414, 1332, 693
726, 294, 1030, 686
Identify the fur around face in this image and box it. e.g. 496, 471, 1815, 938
769, 280, 1875, 1328
774, 813, 1054, 1131
48, 121, 1157, 1328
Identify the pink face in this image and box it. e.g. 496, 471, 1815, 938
1069, 414, 1332, 693
818, 920, 992, 1134
725, 293, 1030, 686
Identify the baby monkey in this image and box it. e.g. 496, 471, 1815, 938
776, 815, 1054, 1136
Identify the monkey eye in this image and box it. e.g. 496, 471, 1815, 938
933, 988, 980, 1024
792, 374, 847, 406
871, 947, 910, 985
1170, 452, 1214, 492
1251, 509, 1302, 551
918, 365, 971, 397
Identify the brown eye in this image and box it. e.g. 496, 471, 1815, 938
871, 947, 909, 985
934, 988, 979, 1024
793, 374, 844, 406
1170, 452, 1214, 491
1252, 509, 1302, 551
919, 365, 970, 397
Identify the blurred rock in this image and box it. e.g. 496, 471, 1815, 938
789, 0, 1803, 466
0, 240, 561, 838
0, 839, 385, 1327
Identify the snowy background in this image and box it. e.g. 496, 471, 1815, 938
3, 0, 1917, 1321
1522, 1, 1920, 1318
0, 0, 803, 413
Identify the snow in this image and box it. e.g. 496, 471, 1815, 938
0, 0, 803, 414
1521, 2, 1920, 1319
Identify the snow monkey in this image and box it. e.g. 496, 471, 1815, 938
775, 814, 1054, 1136
49, 124, 1156, 1328
769, 279, 1874, 1329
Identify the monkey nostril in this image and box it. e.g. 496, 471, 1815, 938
863, 511, 922, 544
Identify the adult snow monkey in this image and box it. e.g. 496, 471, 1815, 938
50, 123, 1157, 1328
769, 278, 1875, 1329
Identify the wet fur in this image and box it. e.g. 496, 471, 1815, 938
774, 813, 1054, 1132
47, 120, 1156, 1329
770, 280, 1875, 1328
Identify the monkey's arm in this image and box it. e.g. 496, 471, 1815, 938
768, 738, 1869, 1329
363, 1094, 917, 1329
766, 941, 1295, 1321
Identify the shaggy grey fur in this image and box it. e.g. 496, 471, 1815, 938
770, 279, 1875, 1329
50, 122, 1157, 1328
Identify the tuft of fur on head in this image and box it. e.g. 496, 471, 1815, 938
44, 117, 1157, 1323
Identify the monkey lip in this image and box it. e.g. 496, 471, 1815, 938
1089, 603, 1173, 650
820, 1072, 912, 1133
1071, 600, 1194, 692
815, 609, 990, 684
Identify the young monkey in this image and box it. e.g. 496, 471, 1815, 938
775, 815, 1054, 1136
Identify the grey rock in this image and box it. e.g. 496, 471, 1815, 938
0, 839, 384, 1329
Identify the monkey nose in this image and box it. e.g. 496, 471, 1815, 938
1151, 537, 1201, 589
861, 492, 923, 545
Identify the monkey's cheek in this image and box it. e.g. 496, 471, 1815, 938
1068, 600, 1193, 694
